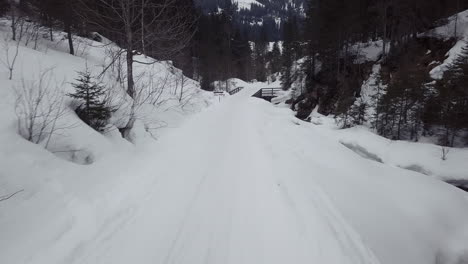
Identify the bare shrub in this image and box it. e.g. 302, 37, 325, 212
14, 69, 70, 148
1, 35, 20, 80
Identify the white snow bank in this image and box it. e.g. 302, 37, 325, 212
268, 105, 468, 264
0, 19, 214, 264
335, 126, 468, 181
308, 109, 468, 181
233, 0, 264, 10
429, 39, 468, 79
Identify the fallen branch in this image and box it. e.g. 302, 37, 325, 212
0, 189, 24, 202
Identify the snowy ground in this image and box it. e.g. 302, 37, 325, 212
2, 79, 468, 264
309, 108, 468, 182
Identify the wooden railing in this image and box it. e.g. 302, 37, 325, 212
252, 88, 282, 102
229, 86, 244, 95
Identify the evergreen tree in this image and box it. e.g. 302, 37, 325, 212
336, 98, 368, 129
268, 41, 282, 75
280, 18, 295, 90
433, 43, 468, 146
375, 67, 428, 140
253, 25, 268, 82
232, 29, 253, 80
69, 71, 113, 132
370, 40, 431, 140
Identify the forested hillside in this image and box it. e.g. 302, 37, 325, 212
277, 0, 468, 147
189, 0, 468, 148
195, 0, 306, 40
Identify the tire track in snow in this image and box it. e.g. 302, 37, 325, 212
256, 103, 381, 264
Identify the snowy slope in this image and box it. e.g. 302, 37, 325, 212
0, 20, 214, 264
234, 0, 264, 10
426, 10, 468, 79
336, 126, 468, 181
308, 106, 468, 182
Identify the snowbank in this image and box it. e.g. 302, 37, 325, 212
268, 104, 468, 264
0, 19, 214, 264
233, 0, 264, 10
335, 126, 468, 181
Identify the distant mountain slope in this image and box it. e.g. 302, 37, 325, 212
195, 0, 306, 40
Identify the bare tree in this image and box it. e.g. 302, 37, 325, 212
143, 69, 170, 106
1, 35, 20, 80
178, 71, 186, 102
8, 0, 21, 41
76, 0, 196, 139
14, 69, 70, 149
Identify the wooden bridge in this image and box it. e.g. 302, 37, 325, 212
229, 86, 244, 95
252, 88, 282, 102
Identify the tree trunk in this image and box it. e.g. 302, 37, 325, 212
121, 25, 136, 140
49, 23, 54, 42
122, 111, 136, 141
141, 0, 146, 57
454, 0, 460, 38
450, 129, 456, 147
66, 22, 74, 55
126, 50, 135, 98
382, 2, 387, 60
11, 7, 16, 41
179, 74, 185, 102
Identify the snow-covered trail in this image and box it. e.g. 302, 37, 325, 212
68, 87, 380, 264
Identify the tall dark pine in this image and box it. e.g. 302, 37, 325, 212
433, 43, 468, 146
280, 18, 295, 90
268, 41, 282, 76
232, 29, 253, 80
303, 0, 319, 93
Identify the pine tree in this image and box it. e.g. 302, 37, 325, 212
433, 42, 468, 146
68, 71, 112, 132
373, 41, 430, 140
280, 18, 294, 90
253, 25, 268, 82
269, 41, 281, 75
